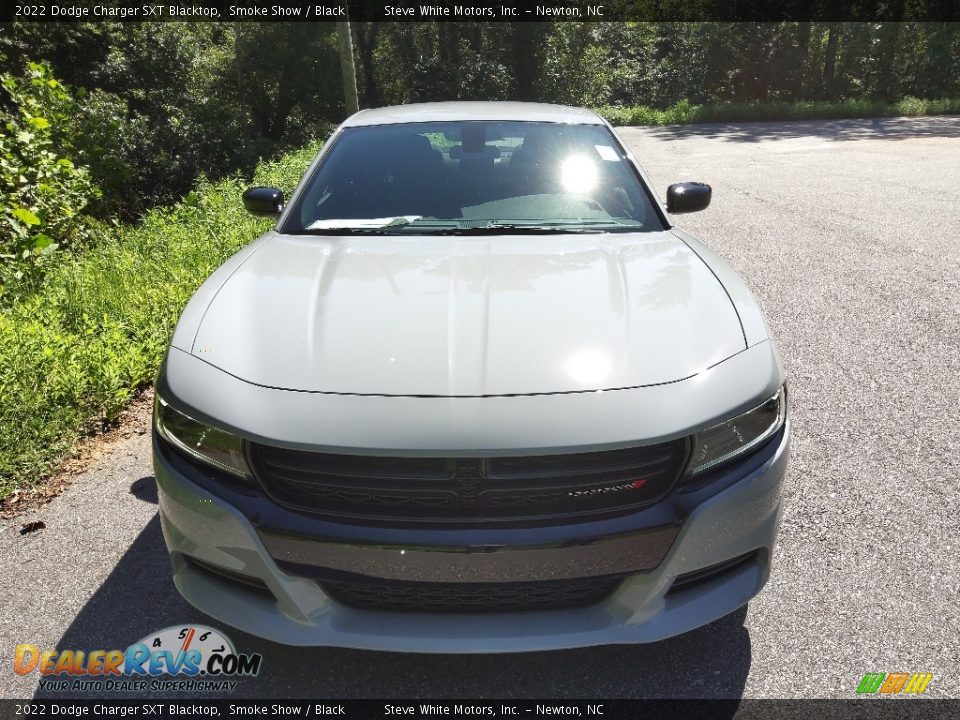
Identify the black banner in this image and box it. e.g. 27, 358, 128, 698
1, 700, 958, 720
4, 0, 960, 23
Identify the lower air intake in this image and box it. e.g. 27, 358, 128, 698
321, 576, 624, 613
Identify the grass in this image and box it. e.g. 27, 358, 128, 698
596, 96, 960, 126
0, 140, 323, 501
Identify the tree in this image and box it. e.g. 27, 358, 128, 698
352, 22, 383, 107
875, 0, 906, 101
509, 23, 550, 101
822, 24, 841, 98
337, 21, 359, 116
0, 62, 99, 291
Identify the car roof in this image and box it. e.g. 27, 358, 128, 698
341, 101, 605, 128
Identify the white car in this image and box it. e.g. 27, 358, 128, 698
153, 102, 789, 652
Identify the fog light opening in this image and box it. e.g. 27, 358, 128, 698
184, 555, 275, 599
667, 551, 759, 595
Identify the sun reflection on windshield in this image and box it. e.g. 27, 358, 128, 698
559, 154, 599, 194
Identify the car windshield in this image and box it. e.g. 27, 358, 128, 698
282, 121, 665, 235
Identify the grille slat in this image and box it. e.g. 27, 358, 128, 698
256, 452, 448, 479
250, 440, 688, 526
280, 487, 456, 507
264, 471, 455, 492
481, 467, 672, 492
486, 452, 676, 479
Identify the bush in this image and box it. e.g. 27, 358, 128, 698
0, 62, 101, 296
596, 96, 960, 126
0, 139, 322, 499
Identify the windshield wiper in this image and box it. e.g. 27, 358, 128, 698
416, 224, 608, 236
297, 224, 599, 236
295, 220, 642, 236
299, 216, 421, 235
297, 227, 401, 236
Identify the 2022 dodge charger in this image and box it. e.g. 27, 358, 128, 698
153, 102, 789, 652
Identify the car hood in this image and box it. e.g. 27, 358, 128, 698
189, 231, 746, 396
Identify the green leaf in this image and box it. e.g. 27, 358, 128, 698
32, 233, 54, 251
28, 116, 50, 130
12, 208, 41, 226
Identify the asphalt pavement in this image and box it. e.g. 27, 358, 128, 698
2, 115, 958, 699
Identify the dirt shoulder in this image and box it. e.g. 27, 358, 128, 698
0, 388, 154, 520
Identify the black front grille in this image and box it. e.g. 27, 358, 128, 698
321, 576, 623, 613
249, 439, 688, 525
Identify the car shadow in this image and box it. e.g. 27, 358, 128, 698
637, 114, 960, 144
128, 476, 158, 504
34, 478, 751, 704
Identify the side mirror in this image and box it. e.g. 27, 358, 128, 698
666, 182, 711, 214
243, 187, 284, 217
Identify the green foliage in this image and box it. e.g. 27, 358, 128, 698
0, 25, 340, 221
0, 140, 322, 499
0, 62, 101, 294
361, 22, 960, 111
596, 96, 960, 126
66, 23, 267, 218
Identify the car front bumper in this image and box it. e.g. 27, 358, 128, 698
154, 420, 789, 653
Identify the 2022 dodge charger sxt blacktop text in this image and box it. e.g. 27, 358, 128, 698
153, 102, 789, 652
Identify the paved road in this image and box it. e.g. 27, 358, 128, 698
2, 116, 959, 700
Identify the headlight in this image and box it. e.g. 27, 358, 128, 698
153, 394, 251, 479
686, 387, 786, 476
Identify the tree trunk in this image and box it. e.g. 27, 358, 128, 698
876, 14, 905, 101
511, 24, 547, 101
352, 23, 382, 107
437, 24, 461, 100
796, 22, 812, 96
822, 24, 840, 99
337, 21, 359, 116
